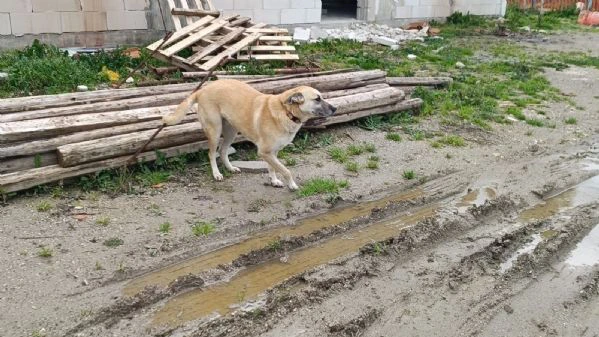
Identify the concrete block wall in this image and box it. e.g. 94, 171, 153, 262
213, 0, 322, 25
0, 0, 150, 36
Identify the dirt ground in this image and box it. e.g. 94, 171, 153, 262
1, 32, 599, 337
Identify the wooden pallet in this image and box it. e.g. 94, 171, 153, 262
147, 2, 299, 71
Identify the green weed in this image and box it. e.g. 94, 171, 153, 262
439, 135, 466, 147
95, 217, 110, 226
345, 161, 359, 172
103, 237, 123, 247
298, 178, 349, 197
36, 201, 52, 212
192, 221, 215, 236
347, 144, 364, 156
526, 118, 544, 127
564, 117, 577, 125
328, 147, 348, 163
386, 133, 402, 142
37, 247, 53, 258
159, 222, 172, 234
366, 161, 379, 170
403, 170, 416, 180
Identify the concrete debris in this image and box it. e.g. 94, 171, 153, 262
293, 27, 311, 42
125, 77, 135, 84
76, 85, 89, 92
407, 54, 417, 60
324, 22, 430, 47
229, 161, 269, 174
455, 61, 466, 69
0, 72, 8, 81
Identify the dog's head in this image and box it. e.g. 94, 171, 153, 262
282, 86, 337, 120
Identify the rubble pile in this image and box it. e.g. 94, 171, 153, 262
323, 22, 432, 46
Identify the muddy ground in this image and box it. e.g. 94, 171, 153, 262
1, 32, 599, 337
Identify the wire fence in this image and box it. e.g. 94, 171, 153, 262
507, 0, 598, 11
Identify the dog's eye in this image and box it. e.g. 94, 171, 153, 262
315, 96, 321, 102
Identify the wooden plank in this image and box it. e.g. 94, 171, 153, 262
229, 17, 252, 27
258, 36, 293, 42
187, 27, 245, 64
199, 33, 262, 71
241, 45, 296, 52
166, 0, 182, 30
57, 123, 206, 167
0, 152, 57, 174
386, 77, 453, 87
162, 19, 230, 57
245, 28, 289, 33
171, 8, 220, 16
147, 15, 216, 51
237, 54, 299, 61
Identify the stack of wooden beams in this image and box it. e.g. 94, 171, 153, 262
148, 0, 298, 71
0, 70, 431, 194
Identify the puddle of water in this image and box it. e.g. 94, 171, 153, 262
519, 175, 599, 222
499, 234, 543, 273
457, 187, 496, 213
124, 188, 424, 296
565, 223, 599, 267
152, 205, 438, 327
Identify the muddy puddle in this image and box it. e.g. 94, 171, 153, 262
565, 223, 599, 267
124, 188, 424, 296
500, 175, 599, 273
152, 205, 438, 327
519, 175, 599, 221
457, 187, 496, 213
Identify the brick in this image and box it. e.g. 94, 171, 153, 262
263, 0, 289, 9
395, 6, 412, 18
281, 8, 305, 24
233, 0, 261, 10
434, 6, 450, 17
305, 8, 320, 23
11, 12, 62, 35
252, 9, 281, 24
124, 0, 147, 10
293, 27, 310, 41
373, 36, 397, 46
106, 10, 147, 30
0, 0, 32, 13
33, 0, 80, 12
412, 5, 434, 18
82, 0, 124, 11
61, 12, 85, 32
212, 0, 234, 10
0, 13, 11, 35
84, 11, 107, 31
291, 0, 314, 9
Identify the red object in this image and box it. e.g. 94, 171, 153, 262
578, 10, 599, 26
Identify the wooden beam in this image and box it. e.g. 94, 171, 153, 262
171, 8, 220, 17
199, 33, 262, 71
386, 77, 453, 87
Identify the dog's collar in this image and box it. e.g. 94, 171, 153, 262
286, 110, 302, 124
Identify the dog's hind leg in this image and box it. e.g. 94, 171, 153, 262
220, 120, 241, 173
197, 106, 224, 181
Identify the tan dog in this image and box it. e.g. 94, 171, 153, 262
162, 79, 337, 190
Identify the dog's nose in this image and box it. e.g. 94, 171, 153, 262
331, 106, 337, 114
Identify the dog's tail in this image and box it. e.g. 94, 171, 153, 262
162, 91, 199, 125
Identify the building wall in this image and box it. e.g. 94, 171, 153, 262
0, 0, 507, 49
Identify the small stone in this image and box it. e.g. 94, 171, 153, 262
390, 45, 400, 50
506, 115, 519, 122
407, 54, 417, 60
293, 27, 311, 42
229, 161, 269, 174
455, 61, 465, 68
503, 304, 514, 314
519, 26, 531, 32
0, 72, 8, 81
372, 35, 398, 47
82, 279, 89, 286
125, 77, 134, 84
76, 85, 88, 92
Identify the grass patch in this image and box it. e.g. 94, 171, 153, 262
363, 143, 376, 153
95, 217, 110, 226
298, 178, 349, 197
366, 161, 379, 170
526, 118, 544, 127
103, 237, 123, 248
345, 161, 359, 172
267, 239, 282, 252
37, 247, 53, 258
385, 133, 402, 142
506, 106, 526, 121
192, 221, 215, 236
403, 170, 416, 180
347, 144, 364, 156
438, 135, 466, 147
36, 201, 52, 212
564, 117, 577, 125
159, 222, 172, 234
328, 147, 348, 163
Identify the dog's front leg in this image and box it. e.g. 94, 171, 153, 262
260, 151, 299, 191
267, 164, 285, 188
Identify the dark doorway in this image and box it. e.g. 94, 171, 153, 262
322, 0, 357, 21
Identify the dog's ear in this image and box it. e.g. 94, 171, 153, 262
285, 92, 305, 105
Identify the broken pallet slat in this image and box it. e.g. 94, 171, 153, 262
237, 54, 299, 61
245, 28, 289, 33
147, 15, 216, 51
187, 27, 245, 64
162, 19, 230, 57
241, 45, 296, 52
171, 8, 220, 16
199, 32, 262, 71
258, 36, 293, 42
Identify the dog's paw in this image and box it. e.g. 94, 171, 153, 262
213, 173, 224, 181
288, 182, 299, 191
271, 178, 285, 188
229, 166, 241, 173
